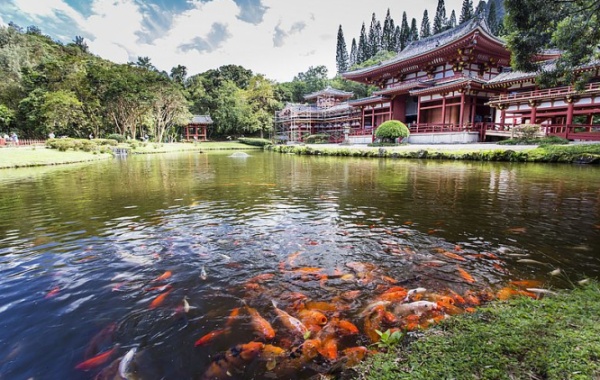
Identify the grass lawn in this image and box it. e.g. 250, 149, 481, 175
0, 142, 260, 169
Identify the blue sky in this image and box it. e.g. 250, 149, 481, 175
0, 0, 464, 82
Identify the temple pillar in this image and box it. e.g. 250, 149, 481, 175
441, 95, 447, 124
459, 91, 465, 126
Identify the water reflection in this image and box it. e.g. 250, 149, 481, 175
0, 152, 598, 379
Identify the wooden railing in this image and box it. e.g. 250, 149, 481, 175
409, 123, 482, 134
489, 82, 600, 102
0, 138, 47, 147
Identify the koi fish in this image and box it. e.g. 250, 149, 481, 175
317, 336, 338, 361
195, 328, 231, 347
335, 319, 359, 335
272, 300, 308, 336
510, 279, 544, 289
526, 288, 558, 296
516, 259, 547, 265
342, 346, 368, 367
201, 341, 265, 380
152, 270, 172, 282
245, 305, 275, 340
118, 346, 137, 379
549, 268, 561, 276
75, 345, 119, 370
149, 288, 173, 309
394, 301, 439, 317
183, 297, 191, 313
45, 286, 60, 299
457, 266, 476, 283
439, 250, 467, 262
225, 307, 241, 327
200, 266, 207, 280
359, 300, 391, 318
403, 287, 426, 302
298, 309, 328, 326
301, 338, 322, 360
84, 322, 118, 360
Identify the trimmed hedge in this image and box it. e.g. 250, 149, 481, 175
238, 137, 273, 147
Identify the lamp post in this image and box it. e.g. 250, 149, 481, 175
343, 123, 350, 145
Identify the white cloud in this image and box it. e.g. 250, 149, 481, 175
8, 0, 466, 81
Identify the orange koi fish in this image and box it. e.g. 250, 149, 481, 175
305, 301, 339, 313
245, 305, 275, 340
225, 307, 241, 327
272, 300, 308, 336
336, 319, 359, 335
363, 306, 385, 343
376, 290, 408, 302
149, 288, 173, 309
342, 346, 368, 367
298, 309, 328, 326
75, 346, 119, 370
194, 328, 231, 347
45, 286, 60, 299
456, 266, 476, 283
201, 341, 264, 380
247, 273, 275, 283
509, 279, 544, 289
439, 250, 467, 262
301, 338, 321, 360
83, 322, 118, 359
317, 336, 338, 361
152, 270, 172, 282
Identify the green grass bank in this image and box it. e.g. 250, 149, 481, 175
0, 141, 259, 169
356, 282, 600, 380
270, 143, 600, 164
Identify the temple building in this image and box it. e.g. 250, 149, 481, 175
274, 86, 364, 143
185, 115, 213, 141
337, 16, 600, 143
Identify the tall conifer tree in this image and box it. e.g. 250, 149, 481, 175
448, 10, 457, 29
475, 0, 487, 16
335, 25, 349, 74
409, 18, 419, 43
433, 0, 448, 34
367, 13, 380, 57
400, 11, 410, 50
420, 9, 431, 38
382, 8, 395, 51
349, 38, 357, 68
394, 25, 402, 52
459, 0, 474, 24
357, 23, 368, 63
487, 0, 499, 34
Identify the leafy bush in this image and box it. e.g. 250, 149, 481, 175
106, 134, 125, 143
46, 138, 100, 152
375, 120, 410, 143
304, 134, 330, 144
498, 135, 570, 146
94, 138, 118, 146
238, 137, 273, 147
514, 124, 541, 140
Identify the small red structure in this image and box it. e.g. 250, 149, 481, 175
185, 115, 213, 142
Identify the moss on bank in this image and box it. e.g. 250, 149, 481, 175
356, 282, 600, 380
269, 143, 600, 164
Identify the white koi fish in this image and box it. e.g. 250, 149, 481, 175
118, 346, 137, 379
394, 301, 439, 316
403, 287, 427, 302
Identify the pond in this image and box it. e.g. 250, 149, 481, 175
0, 151, 599, 379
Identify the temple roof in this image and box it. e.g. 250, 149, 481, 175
343, 17, 505, 81
304, 86, 354, 100
190, 115, 213, 124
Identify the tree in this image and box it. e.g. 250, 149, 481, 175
170, 65, 187, 86
409, 18, 419, 43
420, 10, 432, 39
375, 120, 410, 143
135, 56, 155, 71
293, 65, 329, 97
448, 10, 457, 29
459, 0, 474, 24
399, 12, 410, 51
504, 0, 600, 87
0, 104, 14, 132
349, 38, 357, 68
150, 82, 190, 143
475, 0, 487, 17
40, 90, 85, 136
73, 36, 88, 53
244, 75, 279, 138
433, 0, 448, 34
335, 25, 349, 74
382, 8, 396, 51
487, 1, 500, 35
367, 13, 381, 57
357, 23, 369, 63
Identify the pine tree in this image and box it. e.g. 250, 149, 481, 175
433, 0, 448, 34
349, 38, 357, 67
420, 10, 431, 38
335, 25, 349, 74
367, 13, 380, 57
459, 0, 474, 24
357, 23, 369, 63
375, 20, 382, 53
487, 0, 499, 34
475, 0, 487, 16
400, 12, 410, 50
409, 18, 419, 43
394, 25, 402, 52
382, 8, 396, 51
448, 10, 457, 29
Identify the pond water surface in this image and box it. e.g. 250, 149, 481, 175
0, 151, 599, 379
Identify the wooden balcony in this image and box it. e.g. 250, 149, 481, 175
488, 82, 600, 105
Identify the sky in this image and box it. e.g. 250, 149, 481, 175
0, 0, 465, 83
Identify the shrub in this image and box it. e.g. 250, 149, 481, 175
375, 120, 410, 143
106, 134, 125, 143
304, 134, 330, 144
514, 124, 541, 140
238, 137, 273, 147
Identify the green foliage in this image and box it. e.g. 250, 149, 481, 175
0, 104, 14, 130
106, 134, 125, 143
46, 137, 99, 152
304, 134, 330, 144
336, 25, 349, 74
498, 136, 569, 146
350, 50, 397, 72
375, 120, 410, 143
373, 329, 404, 350
238, 137, 272, 147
